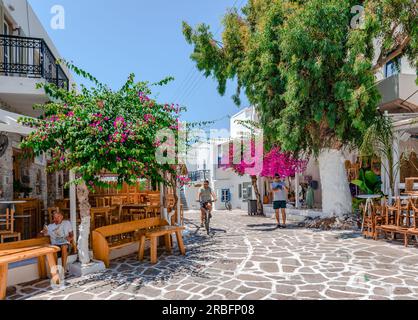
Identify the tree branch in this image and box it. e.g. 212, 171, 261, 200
372, 35, 411, 72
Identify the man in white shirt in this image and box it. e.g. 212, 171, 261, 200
271, 174, 289, 228
41, 210, 74, 272
196, 180, 217, 228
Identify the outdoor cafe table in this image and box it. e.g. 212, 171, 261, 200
357, 194, 382, 238
0, 200, 27, 212
0, 201, 31, 239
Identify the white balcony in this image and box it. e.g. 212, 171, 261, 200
377, 73, 418, 113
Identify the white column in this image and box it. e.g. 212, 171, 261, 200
392, 132, 401, 197
295, 174, 300, 209
69, 170, 77, 242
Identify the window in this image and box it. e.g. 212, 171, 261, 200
385, 58, 400, 78
221, 189, 231, 202
239, 184, 242, 199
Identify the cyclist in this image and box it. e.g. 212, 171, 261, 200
196, 180, 217, 227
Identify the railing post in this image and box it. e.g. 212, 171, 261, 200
55, 62, 59, 87
40, 40, 45, 78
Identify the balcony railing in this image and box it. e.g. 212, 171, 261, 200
188, 170, 211, 182
0, 34, 69, 90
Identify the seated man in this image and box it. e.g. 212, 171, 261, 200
41, 211, 74, 273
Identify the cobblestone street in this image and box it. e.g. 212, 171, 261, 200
7, 210, 418, 300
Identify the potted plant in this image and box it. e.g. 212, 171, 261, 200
13, 180, 32, 198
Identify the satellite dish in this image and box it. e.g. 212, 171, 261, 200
0, 133, 8, 157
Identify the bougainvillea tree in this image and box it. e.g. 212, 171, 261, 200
19, 62, 182, 265
222, 138, 307, 215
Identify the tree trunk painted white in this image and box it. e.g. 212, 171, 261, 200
251, 175, 264, 216
69, 171, 77, 242
318, 149, 352, 217
76, 182, 91, 266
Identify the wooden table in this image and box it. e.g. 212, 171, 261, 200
0, 244, 60, 300
0, 201, 27, 212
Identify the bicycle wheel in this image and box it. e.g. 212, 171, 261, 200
205, 210, 211, 235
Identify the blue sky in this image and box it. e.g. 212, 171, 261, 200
28, 0, 249, 129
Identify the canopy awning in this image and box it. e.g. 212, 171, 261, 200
0, 109, 33, 135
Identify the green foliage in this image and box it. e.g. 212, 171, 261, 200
19, 62, 181, 188
359, 114, 398, 193
182, 0, 416, 156
351, 169, 382, 195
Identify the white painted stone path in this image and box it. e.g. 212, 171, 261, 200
6, 210, 418, 300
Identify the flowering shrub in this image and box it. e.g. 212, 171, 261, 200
221, 137, 308, 215
222, 139, 307, 178
19, 62, 184, 188
177, 176, 191, 187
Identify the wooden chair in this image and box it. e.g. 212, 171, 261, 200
109, 197, 123, 225
361, 200, 377, 239
376, 197, 410, 244
15, 202, 38, 240
373, 200, 386, 239
96, 197, 111, 208
405, 199, 418, 246
375, 198, 400, 240
90, 207, 110, 229
47, 207, 61, 224
54, 199, 67, 209
128, 194, 139, 204
405, 177, 418, 194
0, 209, 21, 243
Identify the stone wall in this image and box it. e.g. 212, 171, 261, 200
0, 133, 14, 202
0, 130, 50, 210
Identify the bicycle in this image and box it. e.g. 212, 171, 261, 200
197, 200, 215, 235
224, 201, 232, 211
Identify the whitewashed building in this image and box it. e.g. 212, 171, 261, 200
0, 0, 73, 205
0, 0, 74, 285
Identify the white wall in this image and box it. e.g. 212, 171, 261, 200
230, 106, 257, 139
3, 0, 74, 84
373, 39, 416, 81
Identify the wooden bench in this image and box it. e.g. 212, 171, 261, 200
92, 217, 186, 267
0, 238, 61, 300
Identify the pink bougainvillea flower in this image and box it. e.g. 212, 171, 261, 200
144, 114, 155, 124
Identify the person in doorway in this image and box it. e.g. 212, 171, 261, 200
271, 174, 289, 228
196, 180, 217, 227
40, 210, 74, 273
